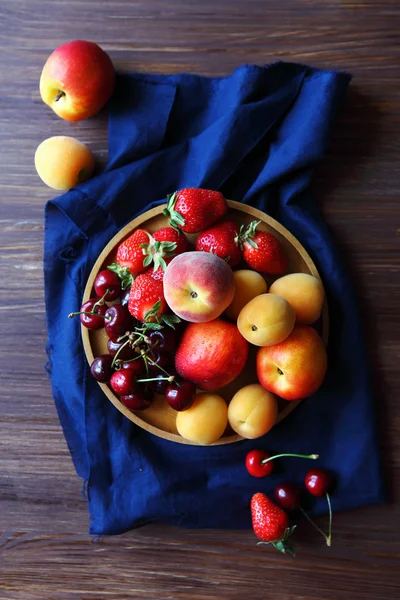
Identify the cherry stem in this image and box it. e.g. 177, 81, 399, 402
261, 453, 319, 464
299, 507, 330, 544
121, 352, 147, 364
111, 339, 131, 368
326, 493, 332, 547
67, 311, 111, 321
147, 359, 170, 377
136, 375, 175, 383
92, 289, 109, 309
68, 290, 111, 319
117, 333, 129, 342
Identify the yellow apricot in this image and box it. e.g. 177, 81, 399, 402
269, 273, 325, 324
228, 383, 278, 439
34, 136, 94, 190
176, 392, 228, 445
237, 293, 295, 347
225, 270, 268, 320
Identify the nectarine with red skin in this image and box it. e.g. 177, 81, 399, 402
175, 319, 248, 390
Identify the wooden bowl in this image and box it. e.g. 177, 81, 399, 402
82, 201, 328, 445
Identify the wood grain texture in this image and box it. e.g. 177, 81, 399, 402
0, 0, 400, 598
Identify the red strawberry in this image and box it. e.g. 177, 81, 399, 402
251, 493, 296, 556
128, 273, 167, 322
141, 227, 188, 271
116, 229, 150, 275
163, 188, 228, 233
153, 227, 188, 255
195, 219, 242, 267
239, 221, 288, 275
148, 266, 165, 281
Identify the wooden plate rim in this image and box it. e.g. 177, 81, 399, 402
82, 200, 329, 446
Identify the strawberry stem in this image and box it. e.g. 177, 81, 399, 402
261, 453, 319, 464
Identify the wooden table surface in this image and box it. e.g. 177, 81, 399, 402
1, 1, 400, 598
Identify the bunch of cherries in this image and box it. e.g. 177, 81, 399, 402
69, 269, 196, 412
246, 449, 334, 546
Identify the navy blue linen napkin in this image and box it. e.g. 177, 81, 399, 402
44, 62, 385, 535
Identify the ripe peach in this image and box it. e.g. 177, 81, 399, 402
176, 392, 228, 444
237, 293, 295, 347
225, 270, 268, 321
175, 319, 249, 390
269, 273, 325, 324
163, 252, 235, 323
34, 136, 94, 190
256, 325, 327, 401
228, 384, 278, 439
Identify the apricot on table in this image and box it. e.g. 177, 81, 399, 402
228, 383, 278, 439
225, 269, 268, 321
176, 392, 228, 445
237, 293, 295, 347
269, 273, 325, 325
34, 135, 95, 190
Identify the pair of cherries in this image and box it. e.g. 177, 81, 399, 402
246, 449, 333, 546
69, 269, 134, 336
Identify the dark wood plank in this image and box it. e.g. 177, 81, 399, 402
1, 0, 400, 598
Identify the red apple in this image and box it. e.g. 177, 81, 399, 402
40, 40, 115, 122
175, 319, 249, 390
256, 326, 327, 401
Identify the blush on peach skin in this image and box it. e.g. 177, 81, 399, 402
163, 251, 235, 322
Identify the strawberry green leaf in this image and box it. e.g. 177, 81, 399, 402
142, 322, 164, 331
162, 192, 186, 229
160, 313, 181, 329
107, 263, 134, 290
236, 220, 260, 249
257, 526, 296, 557
143, 254, 153, 267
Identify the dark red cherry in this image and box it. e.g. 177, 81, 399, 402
120, 287, 131, 307
121, 359, 146, 376
105, 304, 133, 338
110, 369, 137, 396
147, 350, 170, 373
305, 469, 333, 497
107, 337, 136, 361
151, 369, 177, 394
77, 298, 108, 330
120, 386, 154, 410
274, 483, 301, 511
94, 270, 121, 301
147, 329, 176, 353
165, 379, 196, 411
90, 354, 114, 382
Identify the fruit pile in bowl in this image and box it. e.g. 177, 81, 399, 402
73, 188, 328, 445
